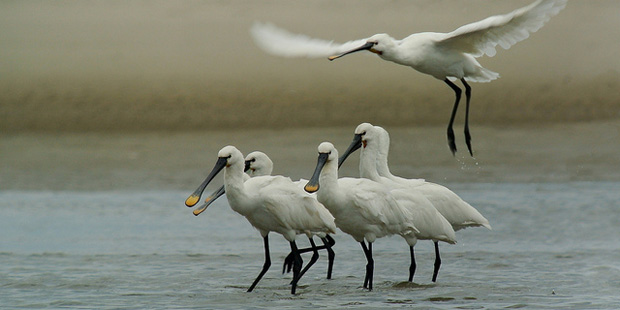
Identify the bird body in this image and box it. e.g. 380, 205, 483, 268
311, 163, 417, 243
305, 142, 419, 290
339, 123, 457, 282
251, 0, 567, 155
388, 188, 456, 246
185, 146, 335, 294
338, 122, 491, 281
366, 32, 498, 83
373, 125, 491, 231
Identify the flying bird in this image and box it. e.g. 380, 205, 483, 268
250, 0, 567, 156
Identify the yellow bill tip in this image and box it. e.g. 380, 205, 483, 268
185, 195, 200, 207
193, 208, 206, 216
327, 55, 338, 61
304, 184, 319, 193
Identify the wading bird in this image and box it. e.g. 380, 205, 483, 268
305, 142, 420, 290
339, 123, 492, 281
192, 151, 337, 280
250, 0, 567, 156
339, 123, 458, 282
185, 146, 336, 294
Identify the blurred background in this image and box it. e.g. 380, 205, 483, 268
1, 0, 619, 131
1, 0, 619, 191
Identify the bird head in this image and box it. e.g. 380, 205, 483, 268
244, 151, 273, 177
185, 146, 240, 207
338, 122, 382, 168
305, 142, 338, 193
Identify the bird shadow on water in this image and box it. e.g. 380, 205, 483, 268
390, 281, 437, 290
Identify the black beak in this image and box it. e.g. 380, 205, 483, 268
244, 160, 252, 173
305, 153, 329, 193
193, 184, 226, 216
338, 133, 363, 168
185, 156, 228, 207
328, 42, 375, 61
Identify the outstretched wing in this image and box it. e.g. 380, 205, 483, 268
436, 0, 567, 57
250, 22, 368, 58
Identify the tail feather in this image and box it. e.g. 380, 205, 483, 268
465, 66, 500, 83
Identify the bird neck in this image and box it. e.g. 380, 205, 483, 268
223, 163, 251, 213
376, 150, 395, 179
316, 159, 340, 202
376, 136, 397, 179
359, 146, 382, 181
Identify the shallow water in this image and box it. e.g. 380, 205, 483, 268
2, 182, 619, 309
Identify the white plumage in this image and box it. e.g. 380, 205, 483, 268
243, 151, 337, 280
185, 146, 335, 294
339, 123, 455, 281
244, 151, 273, 177
250, 0, 567, 156
373, 125, 491, 232
250, 22, 367, 59
305, 142, 420, 290
339, 123, 490, 281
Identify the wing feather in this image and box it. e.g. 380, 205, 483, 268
250, 22, 367, 58
436, 0, 567, 57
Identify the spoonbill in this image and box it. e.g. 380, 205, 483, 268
305, 142, 420, 290
192, 151, 337, 279
339, 123, 491, 281
185, 146, 336, 294
245, 151, 337, 279
339, 123, 458, 282
250, 0, 567, 156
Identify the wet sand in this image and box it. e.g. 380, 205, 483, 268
2, 120, 619, 191
1, 1, 620, 131
1, 1, 618, 191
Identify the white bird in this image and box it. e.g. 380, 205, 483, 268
192, 151, 336, 279
244, 151, 274, 177
374, 125, 492, 231
185, 146, 337, 294
339, 123, 457, 282
191, 151, 275, 215
245, 151, 337, 279
339, 123, 491, 281
250, 0, 567, 156
305, 142, 420, 290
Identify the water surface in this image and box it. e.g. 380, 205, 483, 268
2, 182, 619, 309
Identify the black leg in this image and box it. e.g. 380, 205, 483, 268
461, 78, 473, 156
289, 241, 303, 294
444, 79, 462, 156
282, 234, 336, 275
297, 237, 319, 281
248, 235, 271, 292
360, 241, 374, 291
408, 246, 417, 282
322, 235, 335, 279
432, 241, 441, 282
